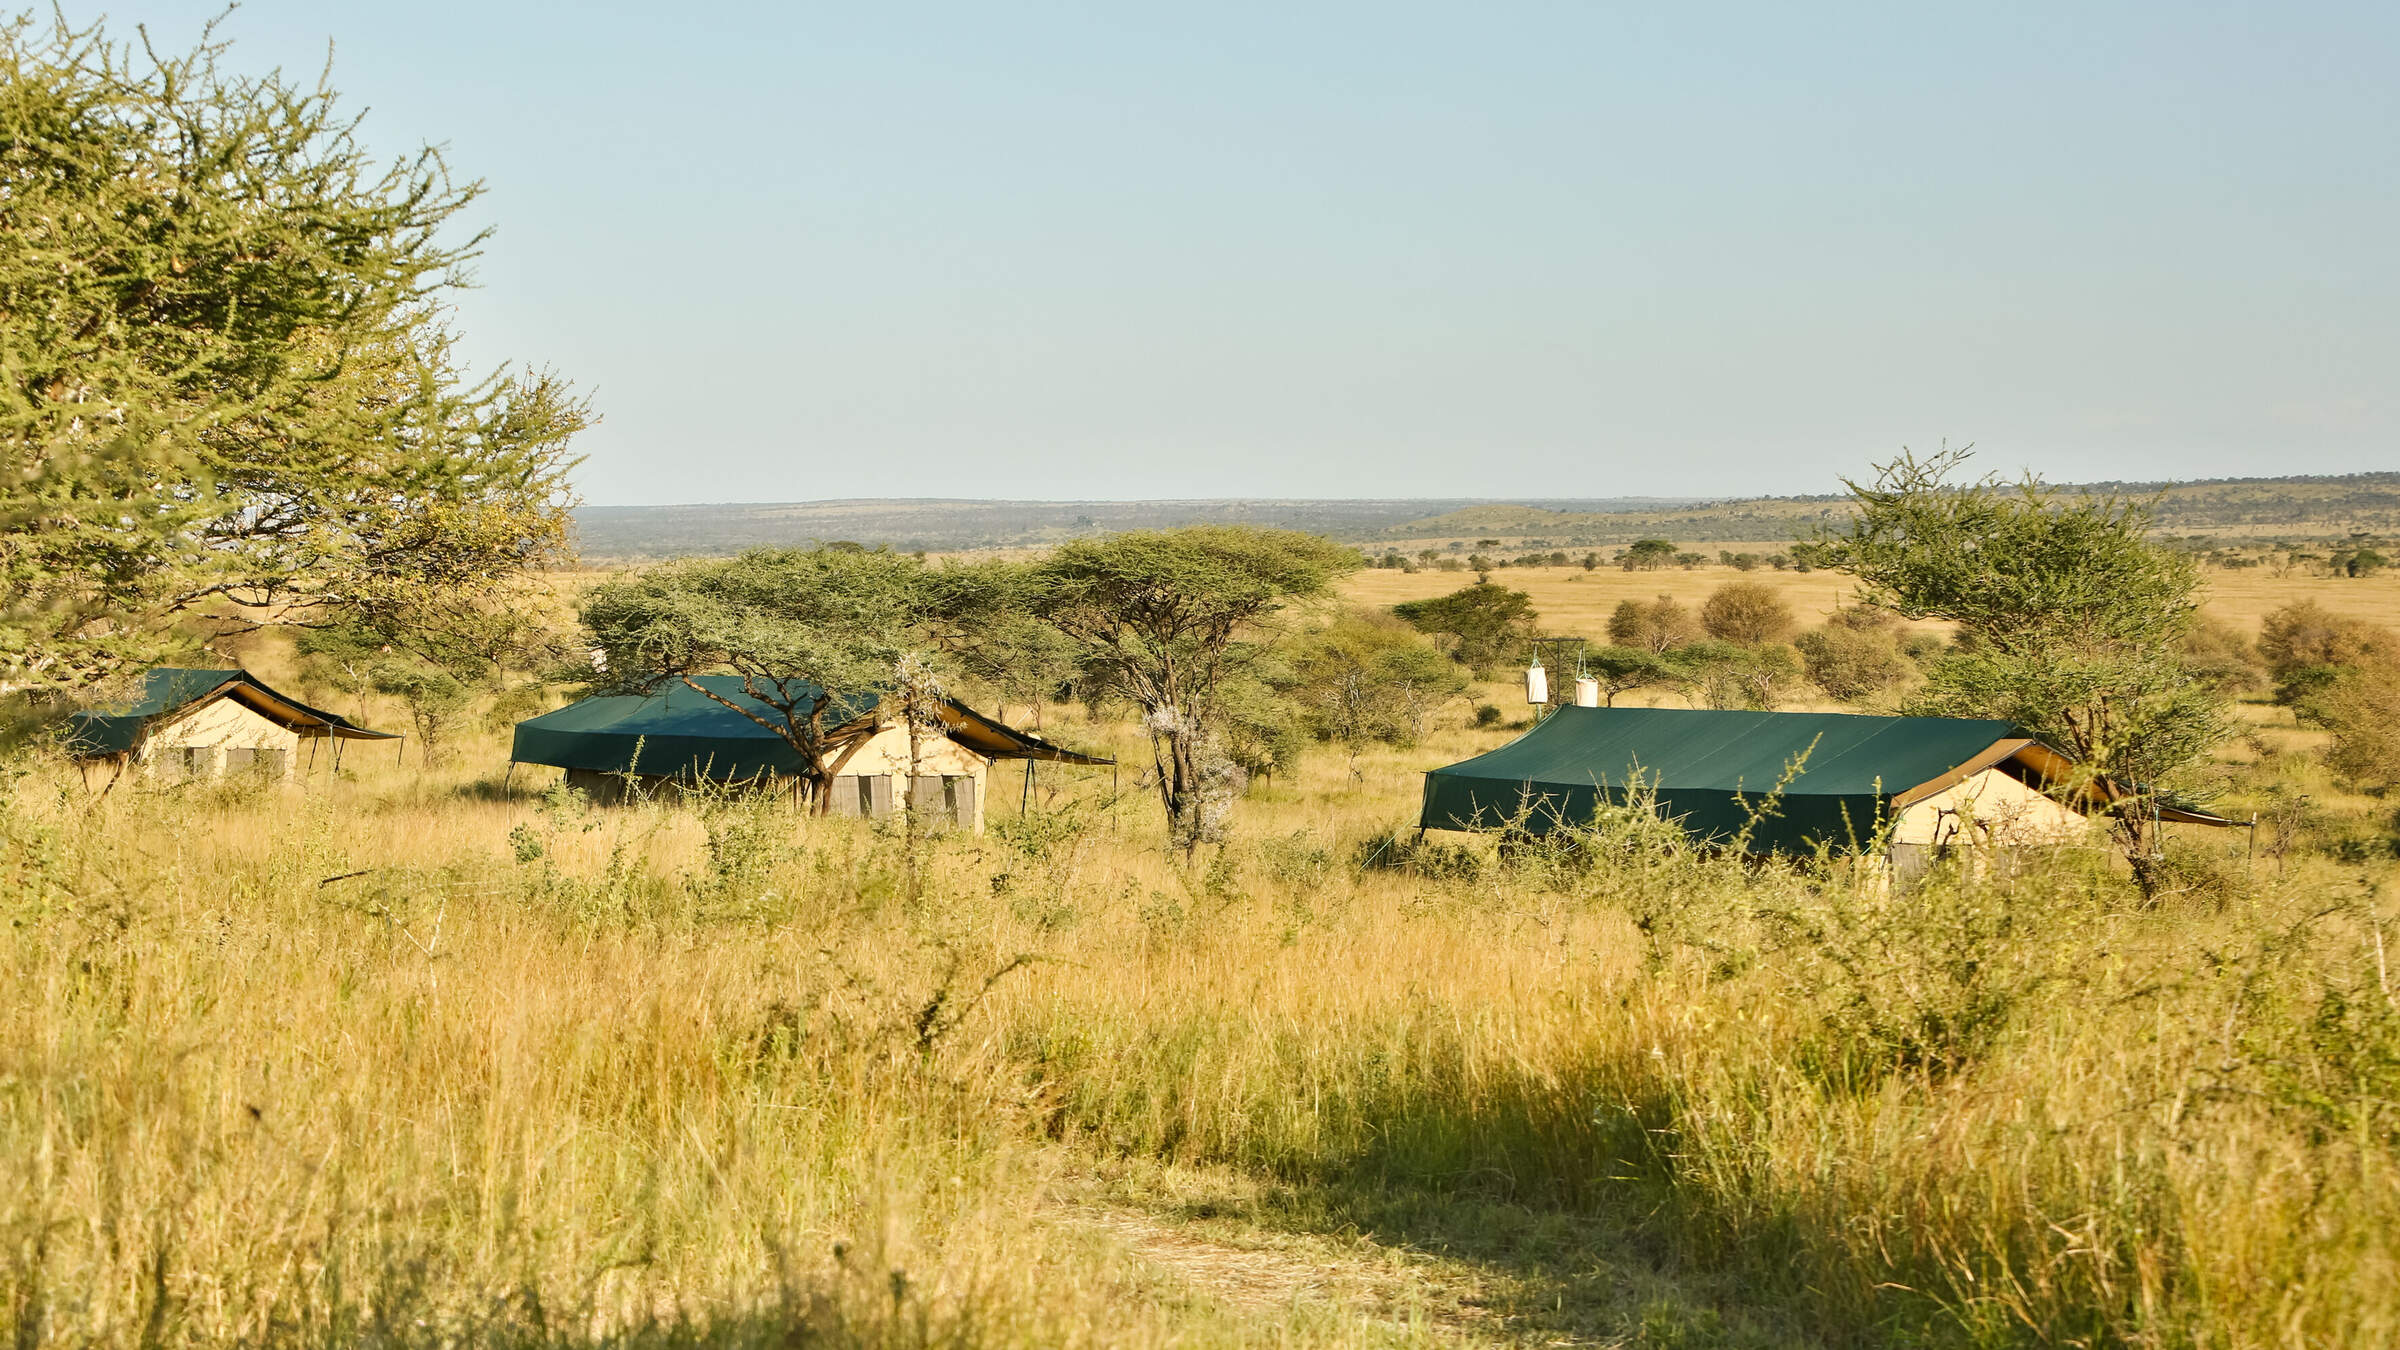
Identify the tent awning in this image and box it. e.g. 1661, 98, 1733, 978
65, 668, 396, 757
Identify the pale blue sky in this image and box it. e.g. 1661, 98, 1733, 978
89, 2, 2400, 504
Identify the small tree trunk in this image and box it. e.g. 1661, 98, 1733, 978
1166, 726, 1205, 858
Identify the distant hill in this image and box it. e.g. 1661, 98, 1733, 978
571, 473, 2400, 560
571, 497, 1712, 560
1385, 472, 2400, 547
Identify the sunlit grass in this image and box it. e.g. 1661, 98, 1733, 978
5, 678, 2398, 1346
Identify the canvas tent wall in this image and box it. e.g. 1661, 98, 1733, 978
65, 668, 396, 783
509, 676, 1109, 830
1419, 706, 2229, 858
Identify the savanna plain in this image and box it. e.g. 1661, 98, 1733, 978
8, 564, 2400, 1349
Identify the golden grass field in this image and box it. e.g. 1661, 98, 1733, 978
1342, 556, 2400, 638
7, 567, 2400, 1348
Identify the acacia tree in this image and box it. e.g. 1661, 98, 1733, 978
579, 548, 927, 808
1029, 526, 1355, 852
916, 559, 1084, 726
1587, 645, 1674, 705
1391, 582, 1536, 673
1826, 448, 2228, 878
0, 15, 587, 693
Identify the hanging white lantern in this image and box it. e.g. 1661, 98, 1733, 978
1524, 660, 1549, 705
1573, 676, 1600, 707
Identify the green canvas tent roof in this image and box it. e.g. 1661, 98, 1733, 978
1419, 706, 2228, 854
509, 676, 1110, 780
64, 668, 396, 758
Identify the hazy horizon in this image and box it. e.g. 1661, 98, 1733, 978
95, 2, 2400, 506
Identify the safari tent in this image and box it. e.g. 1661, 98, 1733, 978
1419, 707, 2232, 871
509, 676, 1110, 831
65, 668, 397, 784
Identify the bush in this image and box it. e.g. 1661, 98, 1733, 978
1700, 581, 1796, 645
2182, 615, 2268, 696
2260, 600, 2397, 701
2313, 660, 2400, 789
1796, 624, 1913, 703
1608, 594, 1701, 654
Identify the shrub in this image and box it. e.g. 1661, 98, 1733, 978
1796, 624, 1913, 703
2313, 660, 2400, 789
1608, 595, 1701, 654
2180, 614, 2269, 696
1701, 581, 1798, 645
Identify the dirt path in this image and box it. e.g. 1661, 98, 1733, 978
1050, 1202, 1524, 1344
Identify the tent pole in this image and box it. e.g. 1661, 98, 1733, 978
1022, 759, 1032, 812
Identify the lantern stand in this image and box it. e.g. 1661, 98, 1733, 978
1524, 637, 1590, 723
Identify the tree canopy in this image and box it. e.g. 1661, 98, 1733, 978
1030, 526, 1355, 850
1826, 448, 2227, 872
579, 548, 929, 803
0, 14, 587, 693
1392, 582, 1536, 673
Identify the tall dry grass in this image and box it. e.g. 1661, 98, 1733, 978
5, 698, 2398, 1347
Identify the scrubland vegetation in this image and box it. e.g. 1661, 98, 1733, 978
12, 13, 2400, 1347
6, 672, 2399, 1348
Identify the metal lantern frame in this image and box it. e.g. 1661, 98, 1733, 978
1524, 637, 1589, 721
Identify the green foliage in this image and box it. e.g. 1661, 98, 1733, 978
2333, 546, 2390, 578
580, 547, 932, 800
369, 659, 473, 765
1028, 526, 1355, 850
1755, 869, 2107, 1082
1827, 448, 2231, 874
1281, 610, 1468, 753
1586, 645, 1675, 706
915, 560, 1080, 717
2259, 600, 2397, 704
1213, 665, 1310, 783
1699, 581, 1797, 645
2179, 614, 2268, 697
1794, 623, 1915, 704
1664, 640, 1805, 711
0, 14, 587, 692
1620, 538, 1678, 570
1606, 594, 1700, 654
2311, 660, 2400, 789
1391, 582, 1537, 674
